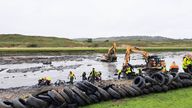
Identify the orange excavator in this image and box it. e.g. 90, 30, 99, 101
101, 42, 117, 62
122, 46, 164, 75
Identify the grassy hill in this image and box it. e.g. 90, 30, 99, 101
77, 36, 192, 47
0, 34, 192, 48
0, 34, 85, 47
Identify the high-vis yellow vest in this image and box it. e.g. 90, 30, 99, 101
126, 67, 132, 74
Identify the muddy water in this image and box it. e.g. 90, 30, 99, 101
0, 52, 189, 88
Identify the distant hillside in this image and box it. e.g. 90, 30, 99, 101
0, 34, 84, 47
76, 36, 173, 41
0, 34, 191, 48
75, 36, 192, 47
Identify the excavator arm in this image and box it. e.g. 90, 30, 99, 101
107, 42, 117, 56
124, 46, 149, 66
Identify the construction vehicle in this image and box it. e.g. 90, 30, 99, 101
122, 46, 164, 75
101, 42, 117, 62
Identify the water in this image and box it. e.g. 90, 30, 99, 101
0, 52, 189, 88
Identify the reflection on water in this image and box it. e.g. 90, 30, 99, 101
0, 51, 190, 88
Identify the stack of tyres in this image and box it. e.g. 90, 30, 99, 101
0, 72, 192, 108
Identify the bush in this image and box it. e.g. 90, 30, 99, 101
27, 44, 38, 47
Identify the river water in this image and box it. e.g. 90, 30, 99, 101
0, 51, 189, 88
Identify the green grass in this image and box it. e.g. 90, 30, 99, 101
0, 47, 191, 54
0, 34, 85, 47
83, 87, 192, 108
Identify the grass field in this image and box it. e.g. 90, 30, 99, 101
0, 47, 192, 55
82, 87, 192, 108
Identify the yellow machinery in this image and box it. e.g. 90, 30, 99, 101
101, 42, 117, 62
123, 46, 164, 75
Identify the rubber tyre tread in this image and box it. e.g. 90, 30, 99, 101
27, 95, 48, 108
37, 94, 52, 104
152, 85, 162, 92
71, 86, 91, 105
97, 87, 111, 100
89, 95, 100, 103
83, 80, 98, 91
130, 85, 143, 95
111, 86, 126, 98
0, 101, 13, 108
120, 85, 135, 97
47, 90, 66, 106
11, 98, 27, 108
107, 87, 121, 99
59, 91, 72, 104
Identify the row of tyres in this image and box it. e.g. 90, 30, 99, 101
0, 72, 192, 108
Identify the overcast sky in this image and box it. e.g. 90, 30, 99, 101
0, 0, 192, 39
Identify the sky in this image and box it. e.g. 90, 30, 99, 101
0, 0, 192, 39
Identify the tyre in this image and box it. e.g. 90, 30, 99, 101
48, 90, 66, 106
73, 93, 86, 106
83, 80, 98, 91
27, 95, 49, 108
0, 100, 13, 108
89, 95, 100, 103
63, 86, 79, 104
130, 85, 143, 95
144, 76, 157, 84
132, 76, 145, 88
121, 85, 135, 97
151, 72, 165, 85
76, 82, 95, 93
127, 86, 140, 96
59, 91, 72, 104
71, 86, 91, 105
161, 85, 169, 92
97, 87, 111, 100
152, 85, 162, 92
148, 87, 155, 93
37, 94, 52, 104
143, 88, 150, 94
94, 91, 102, 101
178, 72, 192, 79
11, 98, 28, 108
111, 86, 126, 98
107, 87, 121, 99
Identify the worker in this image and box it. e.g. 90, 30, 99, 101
183, 56, 188, 72
117, 69, 122, 79
95, 71, 102, 81
138, 68, 142, 75
160, 60, 167, 73
125, 66, 132, 79
68, 71, 76, 84
187, 57, 192, 73
82, 72, 87, 81
38, 76, 51, 86
89, 68, 97, 83
169, 61, 179, 72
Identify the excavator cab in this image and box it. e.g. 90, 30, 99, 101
147, 55, 161, 66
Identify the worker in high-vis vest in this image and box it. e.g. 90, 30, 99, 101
186, 56, 192, 73
169, 61, 179, 72
38, 76, 52, 86
68, 71, 76, 84
117, 69, 122, 79
89, 68, 97, 83
126, 66, 132, 79
183, 56, 188, 72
